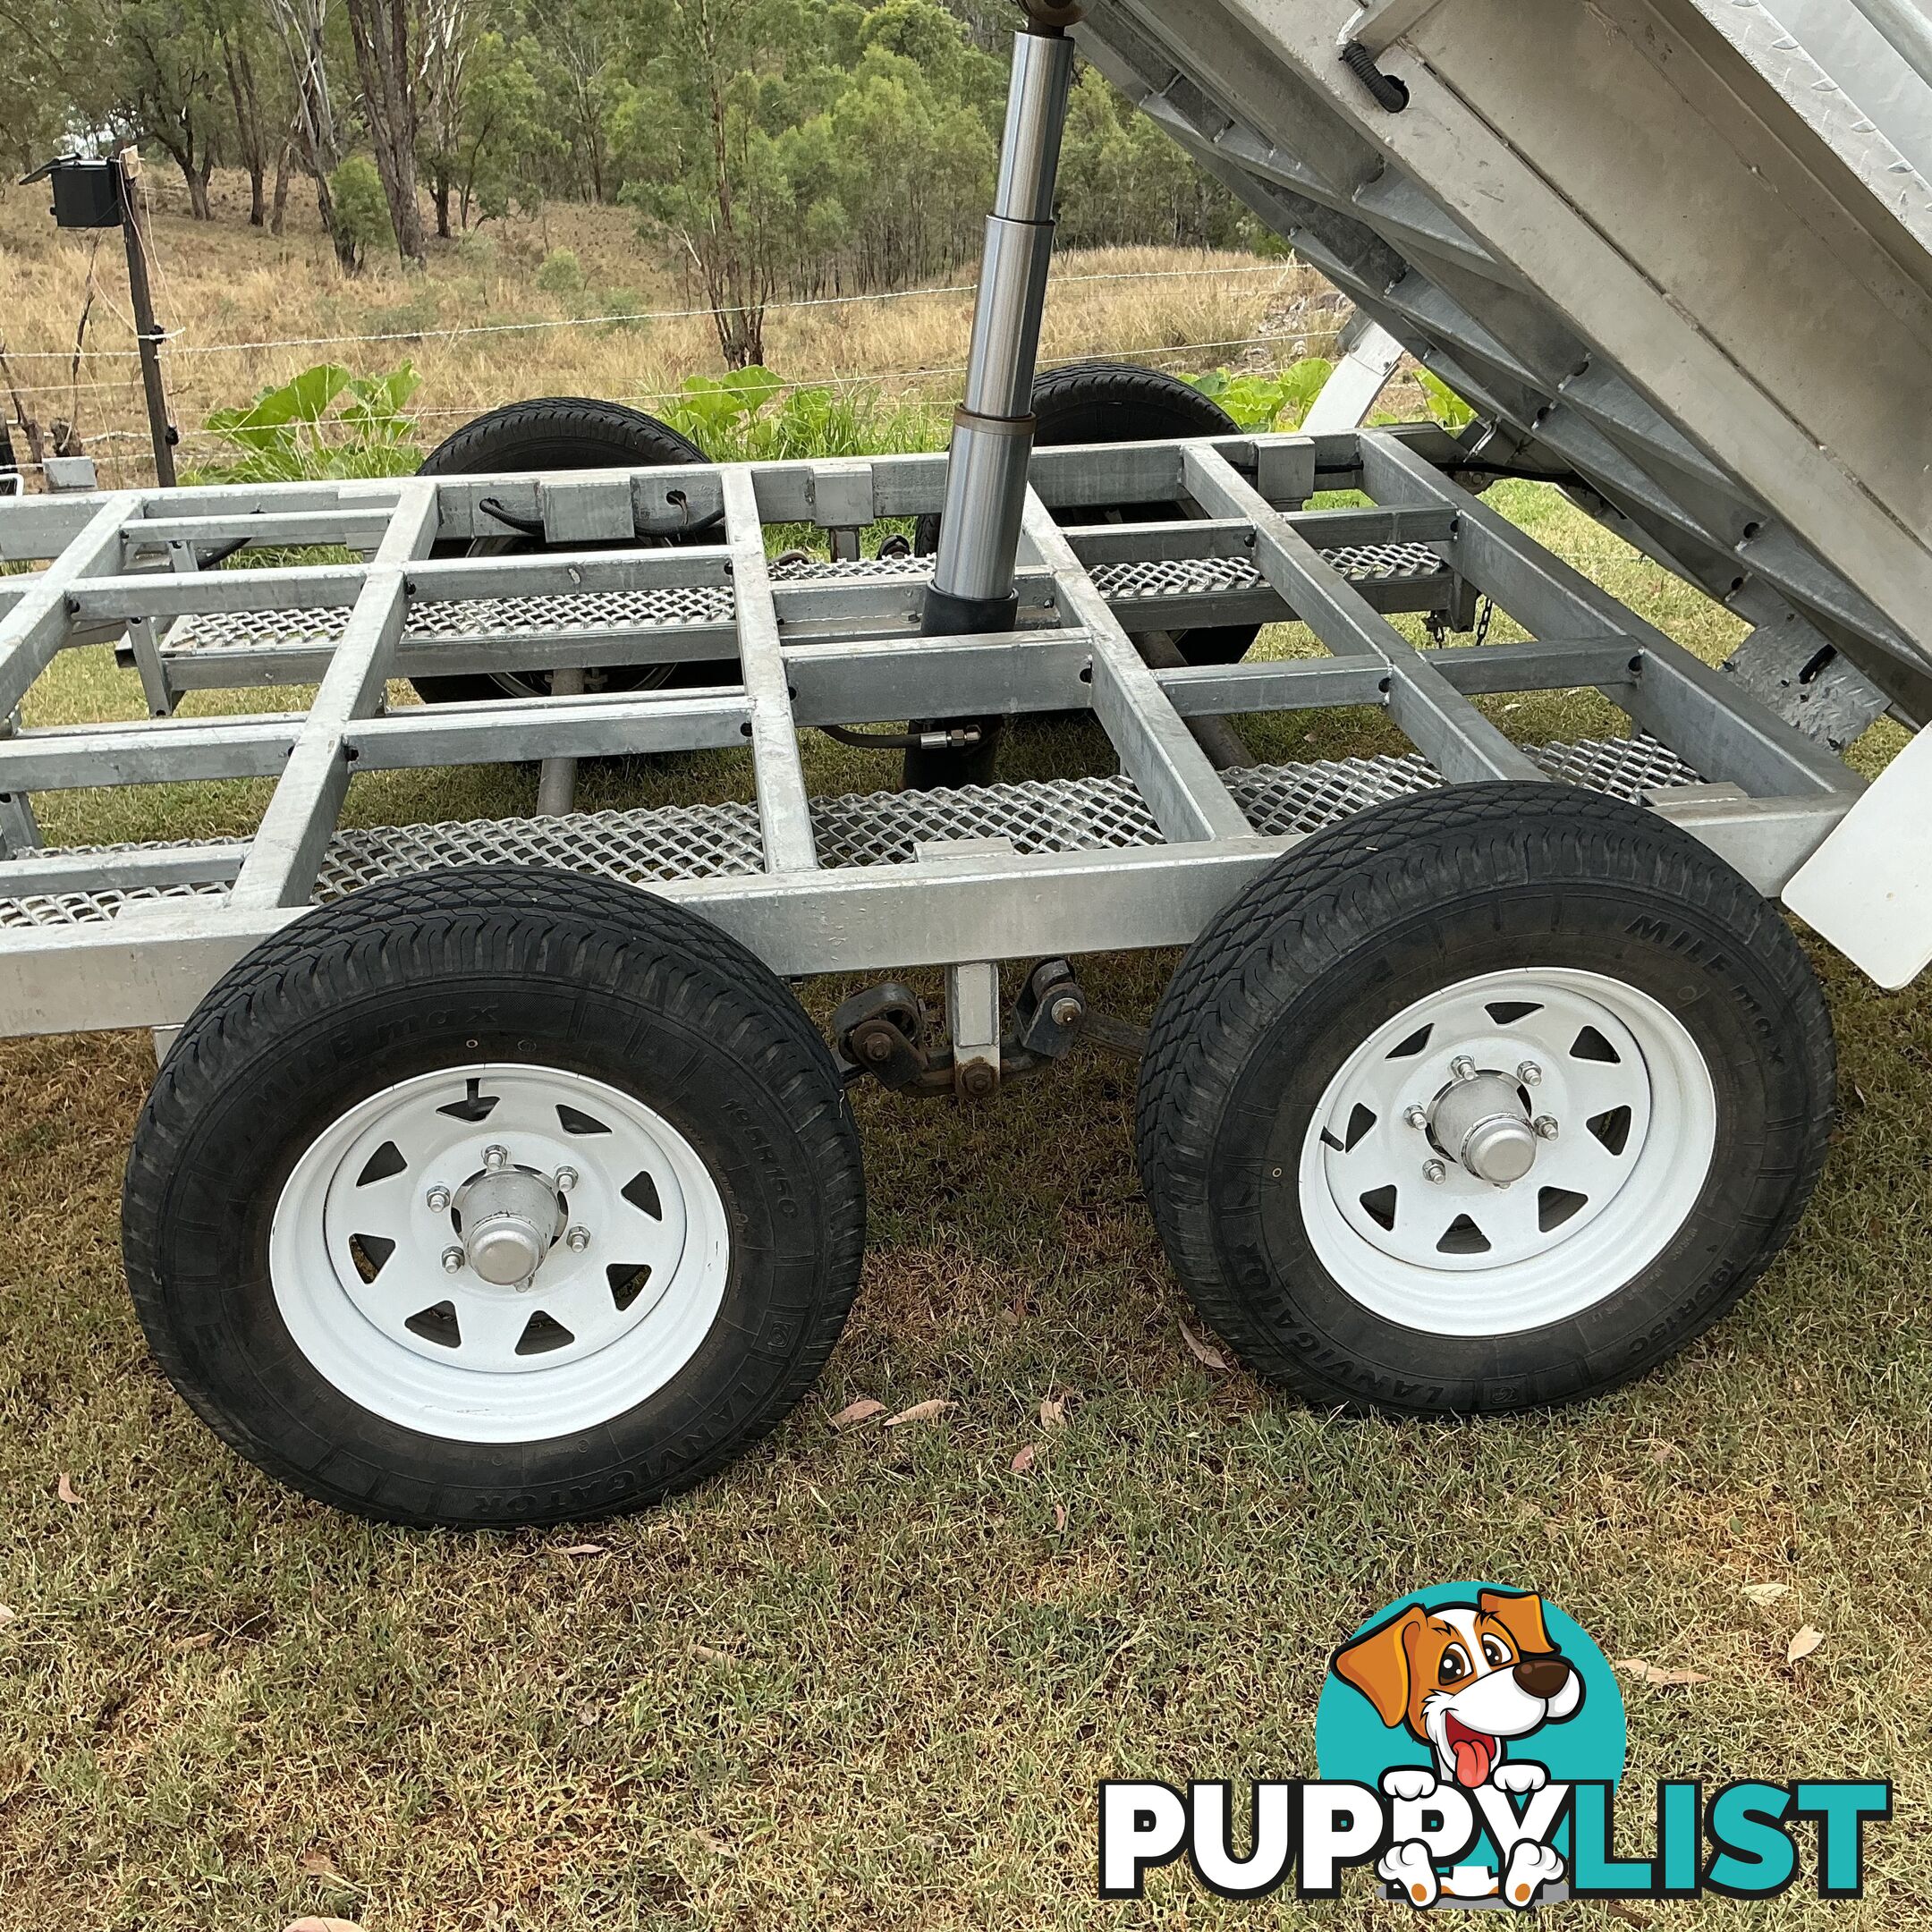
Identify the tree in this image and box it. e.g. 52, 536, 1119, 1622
211, 0, 285, 225
415, 0, 479, 239
328, 153, 392, 268
453, 30, 547, 228
611, 0, 801, 366
111, 0, 226, 218
267, 0, 355, 267
342, 0, 427, 264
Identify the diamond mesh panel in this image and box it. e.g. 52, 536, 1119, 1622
0, 880, 228, 929
814, 774, 1163, 866
1321, 541, 1450, 581
1091, 555, 1263, 601
410, 585, 733, 636
159, 542, 1447, 657
0, 737, 1707, 929
1530, 733, 1701, 801
314, 800, 765, 901
1227, 752, 1445, 835
166, 605, 351, 650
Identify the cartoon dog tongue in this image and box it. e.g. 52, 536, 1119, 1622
1445, 1716, 1496, 1787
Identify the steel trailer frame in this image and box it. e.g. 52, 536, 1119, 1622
0, 425, 1864, 1050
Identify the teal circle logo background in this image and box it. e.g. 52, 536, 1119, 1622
1315, 1580, 1626, 1788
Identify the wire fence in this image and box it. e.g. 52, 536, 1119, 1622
0, 261, 1307, 362
3, 258, 1363, 486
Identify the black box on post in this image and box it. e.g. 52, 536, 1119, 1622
38, 157, 123, 229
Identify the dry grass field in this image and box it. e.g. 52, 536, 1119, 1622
0, 177, 1927, 1932
0, 172, 1351, 487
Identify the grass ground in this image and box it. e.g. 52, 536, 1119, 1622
0, 465, 1927, 1929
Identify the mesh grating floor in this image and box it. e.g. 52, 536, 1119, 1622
0, 735, 1702, 929
158, 543, 1448, 657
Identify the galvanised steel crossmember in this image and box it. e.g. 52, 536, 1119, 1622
0, 430, 1861, 1038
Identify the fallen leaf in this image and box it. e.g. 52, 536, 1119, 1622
1053, 1504, 1068, 1532
1038, 1394, 1068, 1430
0, 1606, 15, 1627
1648, 1439, 1674, 1466
1010, 1445, 1038, 1475
692, 1643, 732, 1663
55, 1473, 80, 1505
1741, 1582, 1792, 1606
174, 1631, 216, 1651
556, 1543, 606, 1557
1616, 1658, 1709, 1687
830, 1398, 886, 1430
576, 1703, 602, 1728
1787, 1625, 1826, 1665
298, 1852, 350, 1885
284, 1919, 363, 1932
884, 1398, 955, 1428
1180, 1324, 1229, 1371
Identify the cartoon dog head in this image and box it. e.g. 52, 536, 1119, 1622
1332, 1589, 1584, 1789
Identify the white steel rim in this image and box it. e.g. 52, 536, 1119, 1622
270, 1063, 729, 1444
1299, 969, 1717, 1335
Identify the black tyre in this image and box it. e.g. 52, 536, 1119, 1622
411, 397, 716, 708
904, 363, 1254, 792
1136, 784, 1836, 1414
123, 866, 867, 1528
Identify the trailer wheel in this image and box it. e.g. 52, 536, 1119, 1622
122, 866, 866, 1527
1135, 784, 1835, 1413
411, 397, 718, 708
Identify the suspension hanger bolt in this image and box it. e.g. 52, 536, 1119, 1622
565, 1225, 591, 1253
1049, 996, 1082, 1030
1450, 1055, 1478, 1081
1518, 1061, 1544, 1087
1423, 1159, 1448, 1184
1534, 1115, 1560, 1141
482, 1143, 510, 1170
440, 1246, 465, 1275
1404, 1105, 1428, 1131
555, 1166, 580, 1195
425, 1183, 451, 1212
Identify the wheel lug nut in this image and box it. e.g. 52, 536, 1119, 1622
1423, 1159, 1448, 1184
1518, 1061, 1544, 1087
1404, 1105, 1428, 1131
1535, 1115, 1560, 1141
482, 1143, 510, 1170
441, 1245, 465, 1275
565, 1225, 591, 1252
425, 1184, 451, 1212
555, 1166, 579, 1195
1451, 1055, 1477, 1080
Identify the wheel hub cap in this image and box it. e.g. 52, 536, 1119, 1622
453, 1166, 564, 1284
1298, 969, 1718, 1336
271, 1063, 731, 1444
1429, 1070, 1538, 1184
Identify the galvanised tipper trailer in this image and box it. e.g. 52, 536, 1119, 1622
1, 0, 1928, 1528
